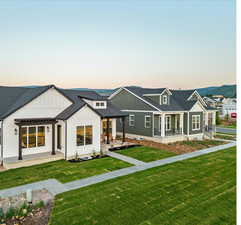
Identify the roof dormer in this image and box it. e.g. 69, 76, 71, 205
143, 88, 172, 105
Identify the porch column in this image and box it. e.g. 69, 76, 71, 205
122, 117, 126, 143
212, 111, 216, 132
52, 123, 56, 155
106, 118, 110, 144
18, 125, 23, 160
161, 114, 165, 137
180, 113, 184, 135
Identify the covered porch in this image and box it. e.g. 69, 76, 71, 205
101, 115, 127, 145
153, 112, 184, 137
14, 118, 59, 161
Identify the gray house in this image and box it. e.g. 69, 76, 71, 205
109, 87, 216, 143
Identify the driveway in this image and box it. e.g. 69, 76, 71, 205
216, 127, 236, 134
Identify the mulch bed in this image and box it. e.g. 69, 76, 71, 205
3, 203, 53, 225
122, 138, 225, 155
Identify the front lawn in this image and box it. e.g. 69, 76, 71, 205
115, 146, 176, 162
49, 147, 236, 225
0, 157, 131, 190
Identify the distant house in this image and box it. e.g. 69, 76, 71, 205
109, 87, 217, 143
0, 85, 127, 166
221, 98, 237, 118
203, 97, 218, 108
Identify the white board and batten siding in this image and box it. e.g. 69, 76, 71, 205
66, 105, 101, 159
3, 88, 72, 158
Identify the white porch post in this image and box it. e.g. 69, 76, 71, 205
212, 111, 216, 132
180, 113, 184, 135
161, 113, 165, 137
112, 119, 116, 140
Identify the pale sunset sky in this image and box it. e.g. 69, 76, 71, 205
0, 0, 236, 89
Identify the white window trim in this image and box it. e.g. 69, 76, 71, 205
22, 125, 46, 149
162, 95, 168, 104
76, 125, 93, 146
129, 115, 135, 127
165, 115, 171, 131
144, 115, 151, 128
192, 115, 201, 130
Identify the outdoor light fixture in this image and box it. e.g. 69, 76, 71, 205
14, 128, 18, 135
47, 126, 50, 132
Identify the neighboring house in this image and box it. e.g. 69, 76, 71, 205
0, 85, 127, 165
109, 87, 216, 143
203, 96, 218, 108
221, 98, 237, 118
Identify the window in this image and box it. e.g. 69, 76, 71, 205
76, 126, 85, 146
102, 119, 112, 134
163, 95, 168, 104
21, 126, 45, 148
95, 101, 106, 108
145, 115, 151, 128
85, 126, 93, 145
100, 102, 105, 107
129, 115, 135, 126
165, 115, 171, 131
37, 126, 45, 147
96, 102, 100, 107
192, 115, 201, 130
76, 125, 93, 146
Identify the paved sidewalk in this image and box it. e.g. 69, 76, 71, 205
0, 142, 236, 198
106, 151, 147, 165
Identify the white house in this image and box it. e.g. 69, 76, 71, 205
0, 85, 127, 166
220, 98, 237, 118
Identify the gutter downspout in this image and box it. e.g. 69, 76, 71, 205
65, 120, 67, 160
0, 120, 3, 166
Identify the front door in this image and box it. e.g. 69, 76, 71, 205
57, 125, 61, 149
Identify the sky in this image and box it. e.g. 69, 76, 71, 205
0, 0, 236, 89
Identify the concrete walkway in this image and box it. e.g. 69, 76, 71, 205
0, 142, 236, 198
216, 127, 236, 134
106, 151, 147, 165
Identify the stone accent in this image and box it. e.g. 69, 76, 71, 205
0, 188, 53, 214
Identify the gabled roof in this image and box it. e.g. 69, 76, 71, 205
0, 85, 126, 121
124, 87, 198, 111
0, 85, 60, 120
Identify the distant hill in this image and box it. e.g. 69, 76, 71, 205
197, 85, 236, 98
17, 84, 236, 98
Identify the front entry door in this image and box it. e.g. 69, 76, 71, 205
57, 125, 61, 149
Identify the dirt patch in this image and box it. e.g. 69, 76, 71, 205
122, 138, 225, 155
3, 202, 53, 225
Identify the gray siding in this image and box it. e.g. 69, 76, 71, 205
183, 112, 204, 135
111, 89, 155, 111
116, 111, 153, 137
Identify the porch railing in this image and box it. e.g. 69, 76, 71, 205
165, 128, 183, 136
154, 128, 183, 137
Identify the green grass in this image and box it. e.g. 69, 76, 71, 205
0, 157, 131, 190
115, 146, 176, 162
49, 147, 236, 225
219, 124, 236, 129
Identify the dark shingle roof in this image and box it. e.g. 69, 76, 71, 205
0, 85, 55, 120
0, 85, 126, 120
124, 87, 205, 111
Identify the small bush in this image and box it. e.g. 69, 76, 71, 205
5, 207, 16, 219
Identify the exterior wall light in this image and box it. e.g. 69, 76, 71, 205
14, 128, 18, 135
47, 126, 50, 132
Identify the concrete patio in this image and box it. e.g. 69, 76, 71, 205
3, 151, 64, 169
